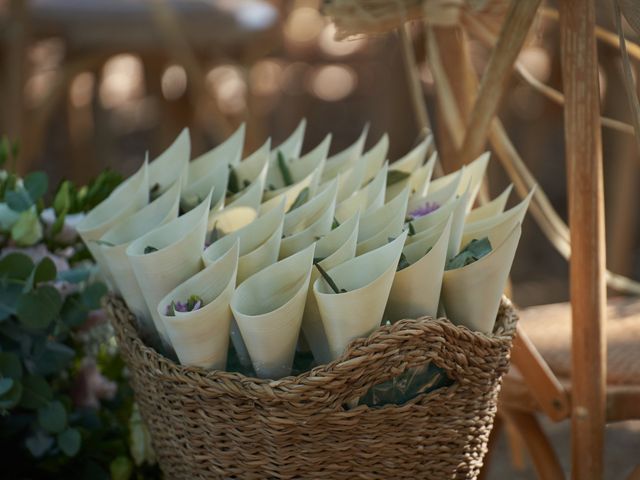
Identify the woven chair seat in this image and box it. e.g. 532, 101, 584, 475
519, 297, 640, 387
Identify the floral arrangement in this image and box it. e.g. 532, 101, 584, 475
83, 120, 531, 385
0, 139, 159, 478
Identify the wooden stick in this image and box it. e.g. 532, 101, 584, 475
457, 0, 542, 167
559, 1, 607, 478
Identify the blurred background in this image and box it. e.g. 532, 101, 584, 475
0, 0, 639, 308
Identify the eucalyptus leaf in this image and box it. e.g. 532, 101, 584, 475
446, 237, 492, 270
60, 295, 89, 328
0, 351, 23, 379
17, 285, 63, 330
0, 379, 22, 409
11, 209, 43, 246
32, 341, 75, 375
0, 377, 14, 395
387, 170, 411, 186
0, 283, 21, 320
57, 427, 81, 457
25, 430, 54, 458
110, 456, 134, 480
19, 374, 53, 409
38, 400, 67, 433
24, 172, 48, 203
5, 188, 33, 212
57, 266, 91, 284
81, 282, 107, 309
277, 151, 294, 186
53, 180, 72, 216
33, 257, 57, 286
0, 252, 35, 280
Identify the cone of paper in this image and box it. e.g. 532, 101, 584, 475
334, 162, 388, 222
466, 184, 513, 224
301, 213, 359, 364
187, 123, 245, 185
336, 133, 388, 201
148, 128, 190, 195
126, 191, 211, 344
385, 135, 432, 200
409, 151, 437, 197
283, 180, 338, 236
77, 160, 149, 286
322, 123, 369, 182
158, 241, 239, 370
442, 224, 522, 333
461, 188, 534, 248
207, 206, 258, 239
385, 216, 452, 322
225, 139, 270, 207
224, 162, 268, 215
182, 160, 229, 212
264, 135, 330, 198
409, 168, 462, 214
99, 181, 181, 334
231, 244, 315, 379
356, 186, 409, 254
314, 231, 407, 360
270, 118, 306, 161
279, 189, 337, 259
428, 152, 489, 207
204, 201, 285, 283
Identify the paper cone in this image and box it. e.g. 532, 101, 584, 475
409, 151, 437, 197
270, 118, 306, 161
283, 180, 338, 236
428, 152, 489, 207
385, 135, 432, 201
77, 160, 149, 287
335, 133, 388, 201
356, 186, 409, 255
231, 243, 315, 379
126, 190, 212, 344
224, 162, 269, 213
409, 168, 463, 214
442, 224, 522, 333
148, 128, 190, 195
279, 190, 336, 259
322, 123, 369, 182
158, 241, 239, 370
99, 181, 181, 332
259, 157, 325, 213
466, 184, 513, 224
225, 138, 271, 206
461, 187, 534, 248
187, 123, 245, 184
203, 201, 285, 283
385, 216, 452, 322
207, 206, 258, 239
314, 231, 407, 360
182, 160, 229, 212
334, 162, 388, 222
301, 212, 360, 364
264, 135, 330, 197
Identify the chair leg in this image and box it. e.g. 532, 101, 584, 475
505, 409, 565, 480
478, 414, 504, 480
505, 415, 527, 471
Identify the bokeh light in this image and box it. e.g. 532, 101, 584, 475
250, 59, 284, 96
308, 64, 357, 101
161, 64, 188, 101
284, 7, 324, 44
318, 23, 367, 57
207, 65, 247, 115
99, 54, 144, 109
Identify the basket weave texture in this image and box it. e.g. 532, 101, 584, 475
107, 295, 518, 479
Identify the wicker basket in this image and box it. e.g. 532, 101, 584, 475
106, 295, 518, 479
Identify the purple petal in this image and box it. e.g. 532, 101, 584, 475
192, 300, 202, 310
409, 201, 440, 219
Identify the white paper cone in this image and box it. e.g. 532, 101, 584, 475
187, 124, 245, 184
409, 168, 463, 214
279, 191, 336, 259
224, 162, 269, 214
409, 151, 437, 197
158, 241, 239, 370
385, 216, 452, 322
225, 139, 270, 207
126, 190, 212, 343
442, 224, 522, 333
204, 201, 285, 284
461, 187, 534, 248
335, 133, 388, 201
260, 157, 324, 214
301, 213, 360, 364
233, 138, 271, 184
322, 123, 369, 182
182, 161, 229, 212
356, 186, 409, 255
78, 160, 149, 286
265, 135, 330, 197
428, 152, 489, 206
334, 162, 388, 222
231, 244, 315, 379
385, 135, 432, 201
283, 180, 338, 236
207, 206, 258, 238
99, 181, 181, 331
148, 128, 190, 194
314, 231, 407, 360
465, 184, 513, 224
270, 118, 306, 161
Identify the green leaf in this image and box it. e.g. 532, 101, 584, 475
446, 237, 492, 271
53, 181, 72, 215
0, 282, 22, 320
24, 172, 48, 203
110, 455, 134, 480
19, 374, 53, 409
5, 188, 33, 212
0, 377, 14, 395
38, 400, 67, 433
287, 187, 309, 213
143, 246, 158, 254
397, 252, 411, 271
60, 295, 89, 327
0, 252, 35, 280
57, 427, 81, 457
0, 351, 23, 379
0, 379, 22, 409
11, 209, 43, 245
32, 341, 75, 375
227, 166, 240, 195
387, 170, 411, 186
25, 430, 54, 458
81, 282, 107, 309
314, 263, 347, 294
57, 266, 91, 284
277, 151, 294, 186
332, 217, 340, 229
17, 285, 63, 329
33, 257, 57, 286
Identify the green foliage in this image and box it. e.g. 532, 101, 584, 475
287, 187, 309, 213
446, 237, 492, 270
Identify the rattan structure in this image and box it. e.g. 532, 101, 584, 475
107, 295, 518, 479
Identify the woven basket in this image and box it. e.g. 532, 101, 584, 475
107, 295, 518, 479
